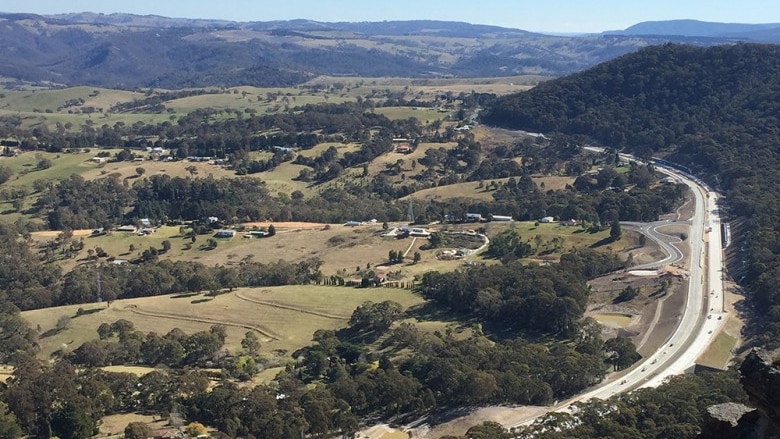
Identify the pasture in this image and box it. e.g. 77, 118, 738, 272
23, 285, 424, 360
30, 222, 436, 280
403, 175, 576, 202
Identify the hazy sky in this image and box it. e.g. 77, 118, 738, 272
2, 0, 778, 33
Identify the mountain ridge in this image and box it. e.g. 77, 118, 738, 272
1, 13, 779, 89
609, 19, 780, 40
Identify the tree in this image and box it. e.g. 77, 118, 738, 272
124, 422, 152, 439
349, 301, 403, 332
241, 331, 260, 356
135, 167, 146, 176
604, 336, 641, 370
0, 402, 21, 439
185, 165, 198, 177
36, 156, 52, 170
464, 421, 511, 439
610, 219, 622, 241
55, 315, 71, 332
50, 403, 96, 439
161, 240, 172, 253
267, 224, 276, 237
428, 232, 445, 248
487, 229, 532, 260
413, 252, 421, 264
0, 166, 13, 185
616, 286, 639, 303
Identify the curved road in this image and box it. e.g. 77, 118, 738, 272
503, 150, 728, 428
369, 150, 728, 437
573, 155, 724, 389
621, 221, 686, 269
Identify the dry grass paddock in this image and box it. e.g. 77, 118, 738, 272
23, 285, 424, 359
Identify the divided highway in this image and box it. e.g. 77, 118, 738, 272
576, 163, 723, 398
505, 149, 730, 425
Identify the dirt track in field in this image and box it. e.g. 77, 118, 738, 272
234, 291, 350, 320
121, 303, 280, 340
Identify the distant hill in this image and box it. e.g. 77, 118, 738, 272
481, 43, 780, 156
609, 19, 780, 42
0, 13, 773, 89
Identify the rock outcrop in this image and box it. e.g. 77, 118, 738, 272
699, 349, 780, 439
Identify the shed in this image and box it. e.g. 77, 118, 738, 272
491, 215, 513, 222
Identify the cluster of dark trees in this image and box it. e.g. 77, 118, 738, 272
0, 100, 421, 159
2, 354, 213, 439
481, 42, 780, 347
516, 369, 747, 439
43, 257, 322, 311
439, 370, 746, 439
418, 249, 625, 335
293, 133, 396, 182
70, 321, 228, 368
31, 173, 409, 229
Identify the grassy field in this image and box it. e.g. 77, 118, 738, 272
0, 86, 140, 113
0, 150, 109, 190
29, 222, 437, 283
480, 220, 633, 257
697, 331, 737, 370
306, 74, 548, 98
364, 141, 458, 182
0, 75, 543, 133
403, 175, 576, 202
23, 285, 424, 360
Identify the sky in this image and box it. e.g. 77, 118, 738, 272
1, 0, 778, 33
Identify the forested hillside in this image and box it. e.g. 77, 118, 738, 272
481, 43, 780, 347
0, 13, 749, 88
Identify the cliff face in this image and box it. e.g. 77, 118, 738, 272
740, 348, 780, 431
699, 349, 780, 439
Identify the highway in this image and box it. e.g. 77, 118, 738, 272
377, 150, 730, 437
578, 164, 721, 398
503, 149, 730, 424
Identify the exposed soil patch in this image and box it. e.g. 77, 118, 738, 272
415, 406, 550, 438
587, 270, 687, 351
619, 230, 666, 267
